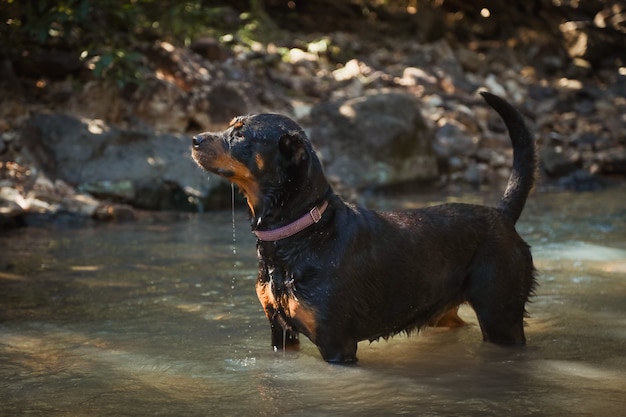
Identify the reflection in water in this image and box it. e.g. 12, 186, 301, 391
1, 187, 625, 416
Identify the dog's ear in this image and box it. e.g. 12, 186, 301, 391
278, 132, 308, 166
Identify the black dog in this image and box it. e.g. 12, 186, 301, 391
191, 92, 537, 363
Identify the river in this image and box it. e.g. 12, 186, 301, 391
1, 186, 625, 416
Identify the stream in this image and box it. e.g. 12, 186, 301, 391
1, 186, 625, 416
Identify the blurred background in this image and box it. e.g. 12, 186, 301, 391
1, 0, 625, 225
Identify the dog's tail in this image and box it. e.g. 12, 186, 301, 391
481, 92, 536, 225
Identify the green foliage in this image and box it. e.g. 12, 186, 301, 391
91, 50, 146, 89
2, 0, 242, 87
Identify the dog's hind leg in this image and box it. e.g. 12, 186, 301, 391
470, 301, 526, 345
463, 235, 535, 345
465, 261, 532, 345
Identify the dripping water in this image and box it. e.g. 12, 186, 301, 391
231, 184, 237, 258
230, 183, 237, 291
230, 184, 237, 308
228, 183, 237, 350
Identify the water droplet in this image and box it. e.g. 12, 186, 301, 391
231, 183, 237, 255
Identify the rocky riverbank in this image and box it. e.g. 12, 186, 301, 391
1, 6, 625, 228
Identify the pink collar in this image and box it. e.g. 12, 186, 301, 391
254, 200, 329, 241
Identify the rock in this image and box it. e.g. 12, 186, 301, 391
528, 85, 558, 101
464, 162, 490, 186
0, 195, 25, 229
1, 10, 625, 218
540, 148, 579, 177
308, 92, 438, 189
484, 74, 507, 97
133, 80, 191, 132
286, 48, 318, 65
456, 47, 484, 73
596, 148, 626, 175
559, 9, 626, 68
332, 59, 364, 82
134, 180, 197, 211
0, 188, 25, 212
79, 180, 136, 202
66, 81, 127, 126
63, 193, 102, 217
63, 41, 273, 133
205, 83, 250, 126
0, 185, 57, 214
557, 170, 607, 192
21, 113, 216, 211
434, 118, 476, 160
189, 37, 232, 61
396, 67, 438, 88
406, 39, 476, 93
93, 203, 135, 222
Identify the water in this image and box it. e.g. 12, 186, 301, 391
1, 186, 625, 416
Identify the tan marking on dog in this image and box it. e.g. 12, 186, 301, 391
287, 298, 317, 338
430, 306, 467, 328
192, 131, 261, 214
255, 154, 265, 171
256, 281, 277, 318
211, 154, 260, 216
229, 118, 244, 129
256, 281, 317, 338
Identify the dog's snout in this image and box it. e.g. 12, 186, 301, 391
192, 135, 204, 148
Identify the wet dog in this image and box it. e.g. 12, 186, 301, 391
191, 92, 537, 363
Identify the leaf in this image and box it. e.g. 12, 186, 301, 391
93, 54, 114, 77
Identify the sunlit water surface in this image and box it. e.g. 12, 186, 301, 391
1, 187, 625, 416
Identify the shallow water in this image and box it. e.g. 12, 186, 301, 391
1, 186, 625, 416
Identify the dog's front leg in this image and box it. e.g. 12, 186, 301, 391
257, 275, 300, 351
268, 313, 300, 351
316, 335, 358, 364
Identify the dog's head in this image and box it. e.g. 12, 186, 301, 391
192, 114, 329, 220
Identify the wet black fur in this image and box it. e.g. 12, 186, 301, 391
192, 92, 537, 363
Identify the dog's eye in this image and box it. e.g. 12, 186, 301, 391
230, 133, 245, 143
229, 119, 245, 129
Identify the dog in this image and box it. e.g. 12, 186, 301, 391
191, 92, 537, 363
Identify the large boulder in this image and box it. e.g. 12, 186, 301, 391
307, 92, 438, 189
20, 114, 213, 211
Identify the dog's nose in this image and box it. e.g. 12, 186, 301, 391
192, 135, 204, 148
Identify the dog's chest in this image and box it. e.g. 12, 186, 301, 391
266, 263, 293, 295
257, 242, 308, 289
256, 261, 318, 336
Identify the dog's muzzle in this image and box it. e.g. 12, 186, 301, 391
192, 135, 205, 148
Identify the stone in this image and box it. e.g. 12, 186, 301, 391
434, 118, 476, 160
597, 149, 626, 175
79, 180, 136, 202
0, 196, 25, 229
93, 203, 135, 222
540, 148, 579, 177
557, 170, 607, 192
189, 37, 232, 61
20, 113, 216, 211
308, 92, 438, 189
